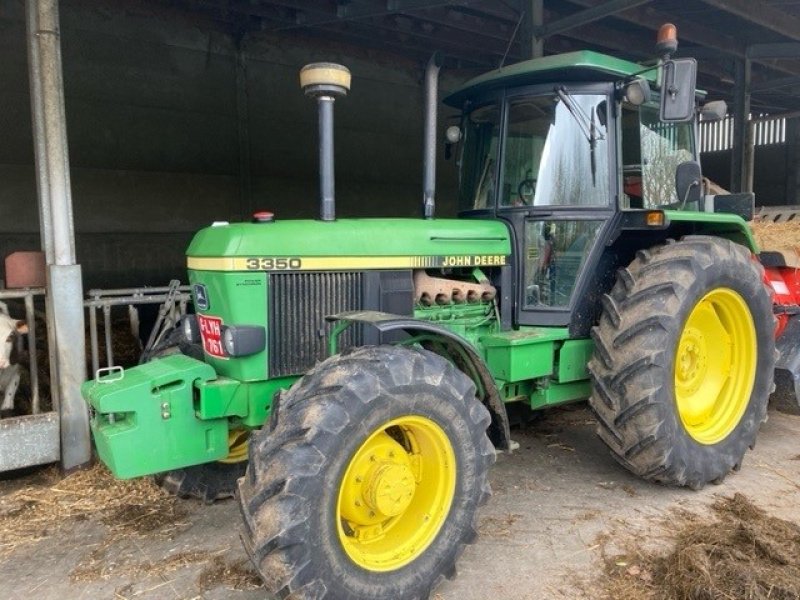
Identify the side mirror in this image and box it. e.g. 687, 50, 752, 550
660, 58, 697, 122
675, 160, 702, 208
700, 100, 727, 122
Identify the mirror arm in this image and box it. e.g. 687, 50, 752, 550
680, 179, 701, 210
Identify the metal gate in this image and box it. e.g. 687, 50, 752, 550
0, 283, 191, 473
0, 288, 60, 472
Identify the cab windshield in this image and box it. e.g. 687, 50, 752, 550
458, 92, 610, 211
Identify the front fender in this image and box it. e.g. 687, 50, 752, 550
328, 310, 511, 451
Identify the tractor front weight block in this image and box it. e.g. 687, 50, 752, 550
82, 354, 230, 479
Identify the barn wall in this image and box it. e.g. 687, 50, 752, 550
701, 141, 793, 207
0, 0, 463, 288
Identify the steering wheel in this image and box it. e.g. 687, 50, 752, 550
517, 179, 536, 206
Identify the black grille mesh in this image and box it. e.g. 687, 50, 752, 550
268, 272, 364, 377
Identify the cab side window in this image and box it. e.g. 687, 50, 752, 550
620, 104, 695, 209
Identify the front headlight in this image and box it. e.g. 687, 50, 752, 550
220, 325, 266, 357
222, 327, 235, 355
181, 315, 200, 344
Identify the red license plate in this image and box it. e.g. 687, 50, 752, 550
197, 314, 226, 358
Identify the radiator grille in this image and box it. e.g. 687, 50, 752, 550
268, 272, 364, 377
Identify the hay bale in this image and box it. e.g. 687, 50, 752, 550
750, 219, 800, 266
0, 463, 186, 559
601, 493, 800, 600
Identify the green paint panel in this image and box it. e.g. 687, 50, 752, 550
240, 377, 297, 428
557, 339, 594, 383
664, 210, 757, 252
531, 380, 592, 409
187, 270, 268, 381
195, 377, 247, 420
82, 355, 228, 479
187, 218, 511, 258
482, 327, 568, 382
196, 376, 297, 427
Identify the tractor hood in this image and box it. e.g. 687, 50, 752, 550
186, 218, 512, 272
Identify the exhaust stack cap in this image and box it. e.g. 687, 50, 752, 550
300, 62, 351, 98
300, 63, 350, 222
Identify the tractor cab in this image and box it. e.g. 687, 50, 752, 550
445, 50, 702, 336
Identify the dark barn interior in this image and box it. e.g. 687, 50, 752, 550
2, 0, 800, 289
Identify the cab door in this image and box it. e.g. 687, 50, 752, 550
494, 85, 618, 334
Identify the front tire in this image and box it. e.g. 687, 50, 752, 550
238, 345, 495, 600
588, 236, 775, 489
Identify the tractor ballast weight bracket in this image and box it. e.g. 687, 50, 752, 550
327, 310, 512, 451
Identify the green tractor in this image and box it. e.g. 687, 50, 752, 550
84, 29, 781, 600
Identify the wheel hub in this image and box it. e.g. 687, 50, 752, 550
674, 288, 756, 445
676, 326, 708, 395
364, 462, 416, 517
336, 416, 457, 572
339, 433, 415, 526
218, 428, 250, 464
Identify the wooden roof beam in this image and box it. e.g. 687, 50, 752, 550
752, 75, 800, 92
748, 42, 800, 59
535, 0, 652, 39
566, 0, 800, 77
699, 0, 800, 43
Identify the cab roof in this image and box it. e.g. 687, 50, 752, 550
444, 50, 656, 107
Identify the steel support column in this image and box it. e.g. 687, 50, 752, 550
235, 37, 251, 221
26, 0, 90, 471
730, 58, 751, 193
745, 121, 755, 194
26, 0, 61, 417
530, 0, 544, 58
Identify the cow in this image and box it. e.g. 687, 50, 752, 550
0, 302, 28, 416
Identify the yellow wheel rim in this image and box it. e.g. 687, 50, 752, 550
218, 429, 249, 464
674, 288, 757, 445
336, 415, 457, 572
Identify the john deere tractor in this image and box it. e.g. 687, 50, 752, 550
84, 26, 795, 600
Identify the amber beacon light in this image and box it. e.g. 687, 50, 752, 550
656, 23, 678, 57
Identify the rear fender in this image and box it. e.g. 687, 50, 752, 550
328, 310, 511, 451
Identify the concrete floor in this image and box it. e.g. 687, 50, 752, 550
2, 405, 799, 600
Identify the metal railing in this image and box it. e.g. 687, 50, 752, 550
0, 288, 46, 414
0, 287, 60, 473
84, 281, 191, 377
0, 281, 192, 473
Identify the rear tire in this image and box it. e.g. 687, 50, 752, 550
588, 236, 775, 489
771, 370, 800, 415
238, 345, 494, 600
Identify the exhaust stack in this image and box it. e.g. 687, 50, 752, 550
300, 63, 351, 222
422, 53, 443, 219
